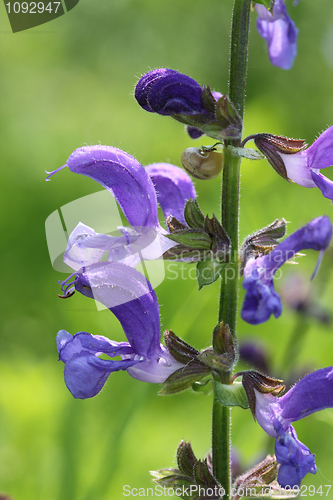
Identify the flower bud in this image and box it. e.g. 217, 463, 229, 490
181, 147, 223, 180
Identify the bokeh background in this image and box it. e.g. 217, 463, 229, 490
1, 1, 333, 498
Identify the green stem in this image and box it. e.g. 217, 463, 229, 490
212, 0, 251, 497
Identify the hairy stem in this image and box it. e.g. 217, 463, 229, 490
212, 0, 251, 497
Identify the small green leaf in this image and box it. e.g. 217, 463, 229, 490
228, 145, 263, 160
213, 380, 249, 409
255, 0, 274, 10
196, 259, 226, 289
167, 229, 212, 249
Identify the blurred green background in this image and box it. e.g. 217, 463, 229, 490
1, 1, 333, 498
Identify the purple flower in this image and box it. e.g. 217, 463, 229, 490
254, 367, 333, 487
135, 68, 205, 116
279, 127, 333, 202
242, 216, 332, 324
46, 146, 196, 271
256, 0, 298, 70
57, 262, 184, 398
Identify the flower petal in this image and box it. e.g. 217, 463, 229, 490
279, 367, 333, 422
275, 426, 316, 488
256, 0, 298, 70
136, 69, 204, 116
260, 216, 332, 278
311, 171, 333, 202
64, 350, 138, 399
280, 150, 315, 187
242, 217, 332, 324
307, 126, 333, 170
66, 146, 159, 228
75, 262, 162, 358
127, 346, 184, 383
57, 330, 134, 362
145, 163, 196, 225
134, 68, 178, 112
241, 269, 282, 325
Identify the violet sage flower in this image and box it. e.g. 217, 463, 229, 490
254, 367, 333, 487
46, 146, 196, 271
241, 216, 332, 325
134, 69, 241, 142
279, 127, 333, 202
57, 262, 184, 399
256, 0, 298, 70
135, 68, 207, 116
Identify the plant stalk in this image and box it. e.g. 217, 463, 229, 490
212, 0, 251, 497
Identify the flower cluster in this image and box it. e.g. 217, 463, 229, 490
48, 6, 333, 491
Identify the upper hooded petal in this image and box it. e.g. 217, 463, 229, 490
259, 216, 332, 279
279, 367, 333, 422
134, 68, 179, 112
66, 146, 159, 228
74, 262, 162, 359
145, 163, 196, 225
136, 69, 204, 116
306, 126, 333, 170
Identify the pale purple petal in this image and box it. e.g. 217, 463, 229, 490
63, 222, 122, 271
256, 0, 298, 70
74, 262, 162, 358
127, 346, 184, 383
145, 163, 196, 225
311, 171, 333, 202
307, 126, 333, 170
280, 150, 315, 187
66, 146, 159, 228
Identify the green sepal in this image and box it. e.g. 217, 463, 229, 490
166, 229, 212, 249
204, 214, 230, 260
213, 379, 249, 409
196, 259, 226, 290
160, 362, 211, 395
254, 0, 275, 10
184, 199, 205, 230
216, 94, 242, 131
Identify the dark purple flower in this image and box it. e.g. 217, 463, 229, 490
46, 146, 196, 271
241, 216, 332, 324
279, 127, 333, 202
57, 262, 184, 399
256, 0, 298, 70
135, 68, 205, 116
254, 367, 333, 487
